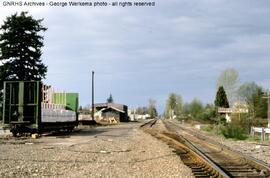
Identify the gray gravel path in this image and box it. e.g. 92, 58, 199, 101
0, 122, 193, 178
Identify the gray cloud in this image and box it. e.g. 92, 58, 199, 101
0, 0, 270, 112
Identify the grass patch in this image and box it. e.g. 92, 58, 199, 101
202, 125, 214, 132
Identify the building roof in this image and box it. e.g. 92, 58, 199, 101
102, 106, 125, 113
95, 103, 127, 112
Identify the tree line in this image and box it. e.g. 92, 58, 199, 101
164, 68, 268, 122
133, 68, 267, 124
132, 98, 158, 119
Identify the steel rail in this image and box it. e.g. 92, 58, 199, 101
170, 120, 270, 172
162, 121, 231, 178
178, 134, 231, 178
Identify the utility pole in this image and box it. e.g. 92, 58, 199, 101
263, 92, 270, 128
91, 71, 95, 120
267, 92, 270, 128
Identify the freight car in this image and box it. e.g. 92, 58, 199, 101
2, 81, 79, 136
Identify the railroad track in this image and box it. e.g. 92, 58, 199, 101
141, 119, 270, 178
165, 121, 270, 177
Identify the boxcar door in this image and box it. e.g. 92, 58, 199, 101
3, 82, 20, 125
23, 81, 41, 126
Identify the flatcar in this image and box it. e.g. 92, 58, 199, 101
2, 81, 78, 136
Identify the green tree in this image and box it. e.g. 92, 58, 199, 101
189, 98, 203, 119
216, 68, 239, 105
215, 86, 229, 108
253, 88, 267, 118
148, 98, 158, 119
0, 12, 47, 81
136, 107, 148, 115
199, 104, 216, 121
238, 82, 260, 102
107, 93, 114, 103
237, 82, 260, 117
182, 103, 190, 115
237, 82, 267, 118
165, 93, 183, 119
79, 106, 83, 111
0, 12, 47, 111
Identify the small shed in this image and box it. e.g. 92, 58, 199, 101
100, 107, 125, 122
94, 103, 129, 122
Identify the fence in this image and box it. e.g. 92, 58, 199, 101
250, 127, 270, 141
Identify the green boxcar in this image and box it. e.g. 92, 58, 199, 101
2, 81, 78, 136
53, 93, 79, 112
2, 81, 41, 133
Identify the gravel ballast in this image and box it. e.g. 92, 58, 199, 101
0, 123, 193, 178
172, 120, 270, 165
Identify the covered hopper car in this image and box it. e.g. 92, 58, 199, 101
2, 81, 78, 136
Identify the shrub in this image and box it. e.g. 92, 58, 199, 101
220, 123, 248, 140
217, 115, 227, 125
250, 118, 268, 127
230, 113, 250, 134
195, 104, 216, 123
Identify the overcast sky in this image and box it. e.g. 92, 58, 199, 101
1, 0, 270, 112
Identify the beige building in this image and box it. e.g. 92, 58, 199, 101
218, 102, 249, 122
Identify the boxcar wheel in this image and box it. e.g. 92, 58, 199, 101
67, 127, 73, 133
12, 131, 18, 137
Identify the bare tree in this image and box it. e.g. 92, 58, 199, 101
148, 98, 157, 118
165, 93, 183, 119
216, 68, 239, 106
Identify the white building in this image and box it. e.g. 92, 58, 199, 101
218, 102, 249, 122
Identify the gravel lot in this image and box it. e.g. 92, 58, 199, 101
172, 120, 270, 165
0, 122, 193, 178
